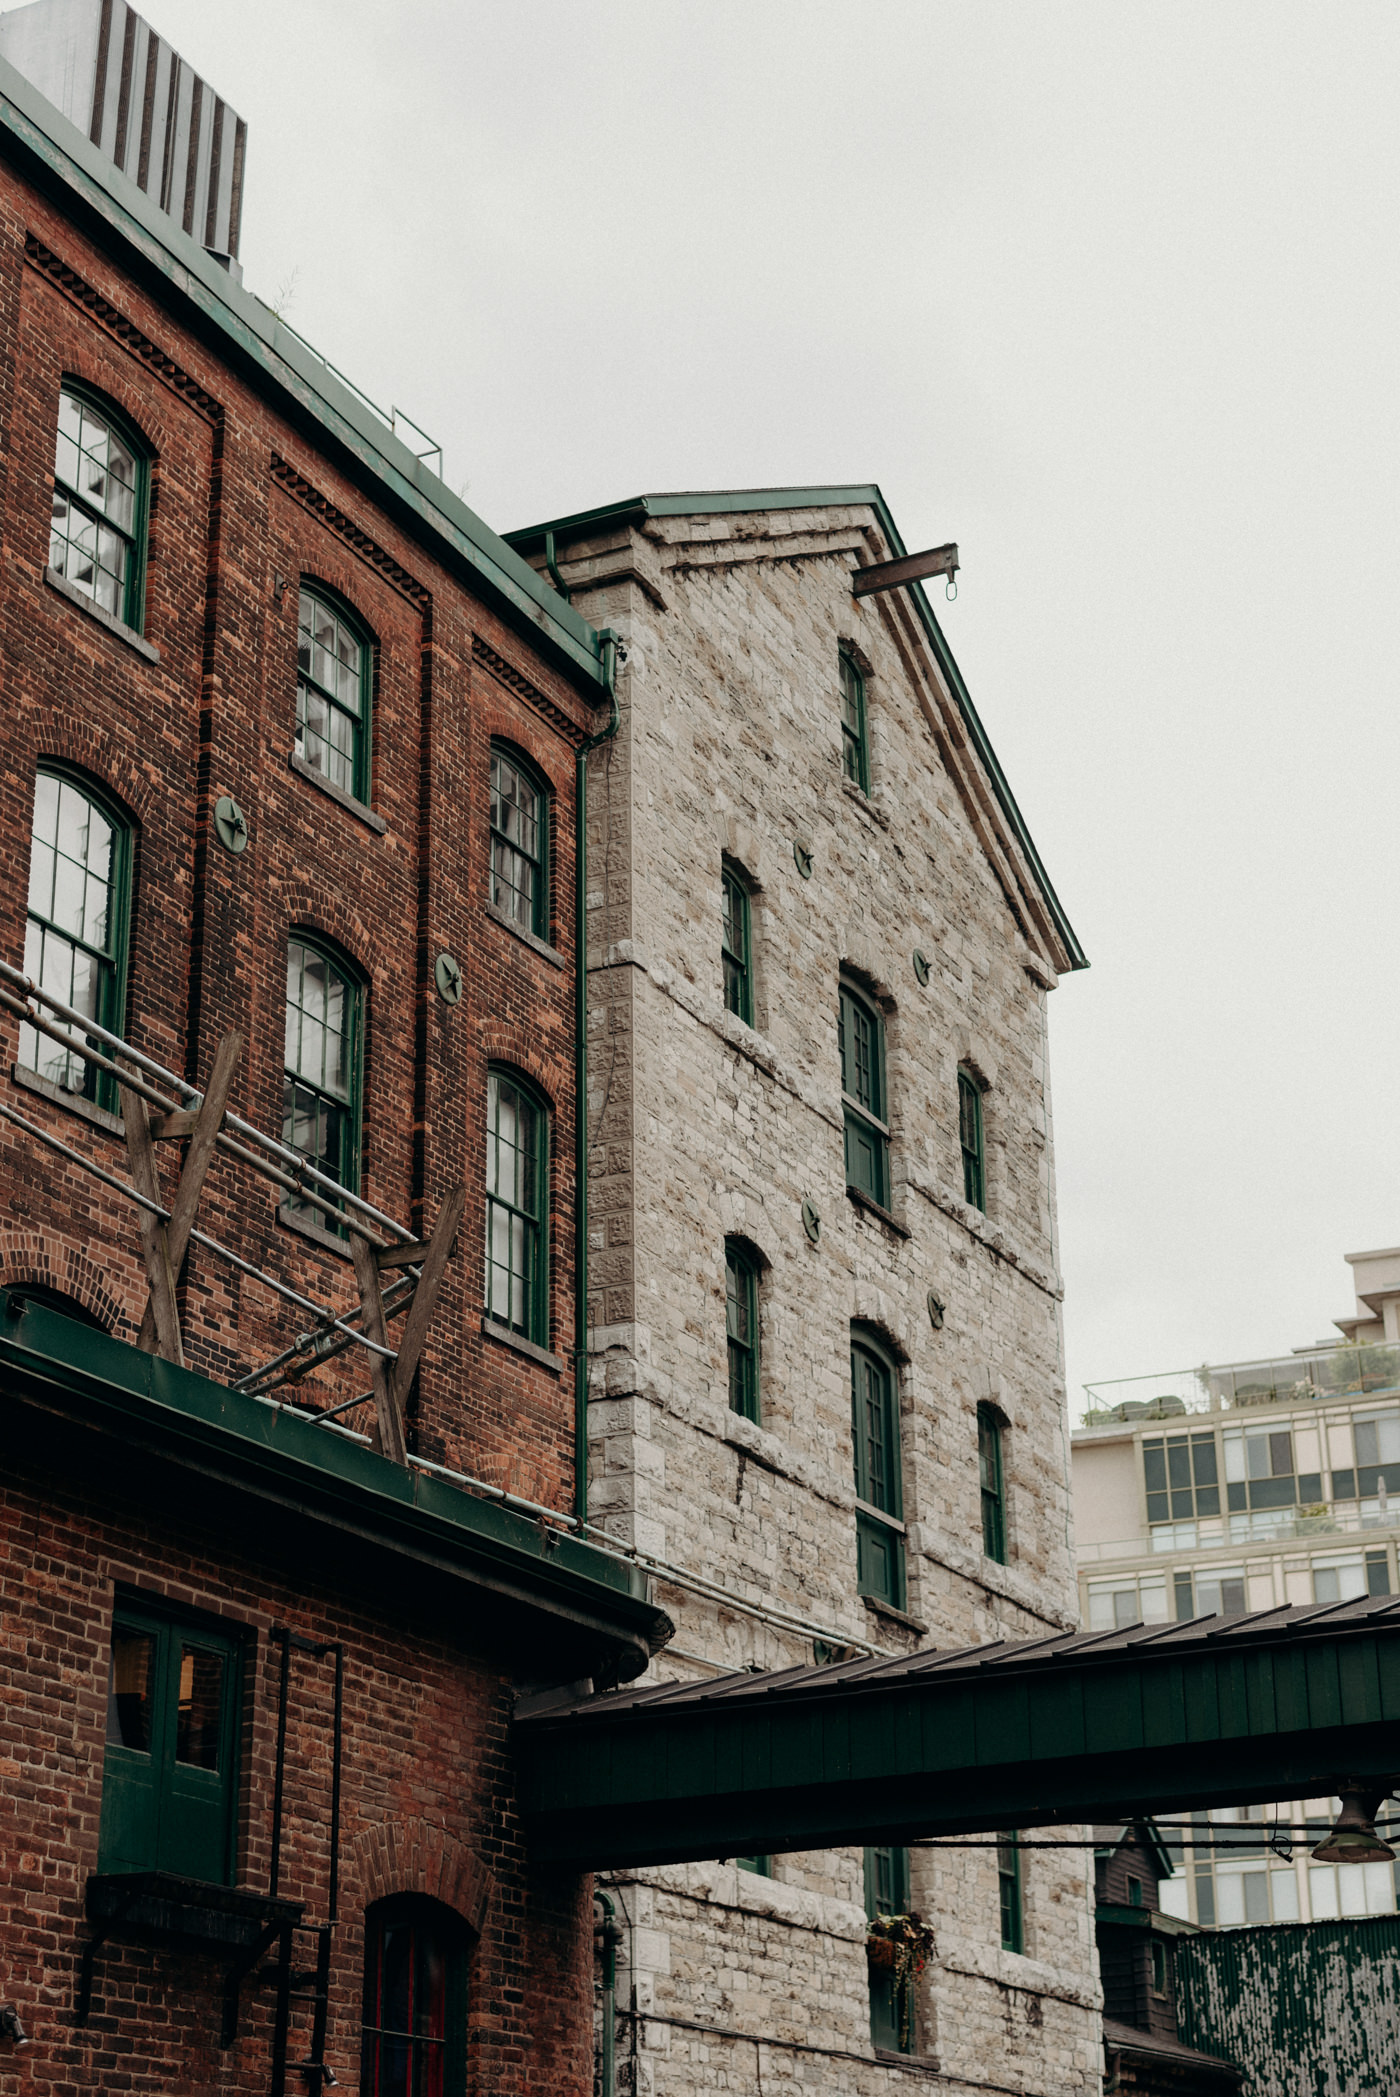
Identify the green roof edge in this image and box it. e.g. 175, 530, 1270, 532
0, 54, 606, 696
507, 487, 1088, 971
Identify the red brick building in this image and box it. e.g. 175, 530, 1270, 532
0, 15, 665, 2093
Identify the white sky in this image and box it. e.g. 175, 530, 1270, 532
155, 2, 1400, 1413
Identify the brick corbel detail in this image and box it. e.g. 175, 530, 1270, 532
347, 1823, 493, 1936
473, 634, 591, 749
271, 454, 431, 609
24, 236, 222, 423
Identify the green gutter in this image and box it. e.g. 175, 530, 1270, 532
507, 488, 1087, 970
0, 55, 607, 698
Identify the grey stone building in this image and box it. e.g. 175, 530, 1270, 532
508, 489, 1095, 2094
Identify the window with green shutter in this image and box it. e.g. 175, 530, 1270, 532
721, 864, 753, 1024
958, 1068, 985, 1211
840, 979, 890, 1207
50, 383, 149, 631
839, 648, 869, 791
486, 1068, 549, 1345
99, 1600, 242, 1884
725, 1238, 760, 1422
852, 1330, 905, 1609
998, 1833, 1024, 1952
865, 1843, 914, 2051
978, 1404, 1007, 1564
296, 585, 372, 804
21, 768, 132, 1114
283, 936, 365, 1233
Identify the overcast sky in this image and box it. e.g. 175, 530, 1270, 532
156, 1, 1400, 1413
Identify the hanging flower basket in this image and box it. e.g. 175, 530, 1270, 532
867, 1935, 897, 1970
866, 1912, 937, 2051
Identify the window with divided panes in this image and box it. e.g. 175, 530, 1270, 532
998, 1833, 1024, 1952
283, 936, 364, 1232
978, 1404, 1007, 1563
361, 1896, 468, 2097
725, 1238, 760, 1422
99, 1600, 242, 1883
21, 768, 131, 1113
865, 1843, 914, 2052
852, 1330, 904, 1608
486, 1068, 548, 1344
958, 1067, 985, 1211
490, 745, 548, 939
721, 864, 753, 1024
50, 383, 148, 629
840, 648, 869, 790
296, 586, 371, 803
840, 979, 889, 1207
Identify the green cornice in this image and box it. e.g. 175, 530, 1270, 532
507, 487, 1087, 973
0, 1293, 668, 1680
0, 55, 606, 698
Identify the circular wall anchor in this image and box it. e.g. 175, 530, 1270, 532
913, 949, 931, 986
793, 841, 813, 880
927, 1291, 946, 1331
801, 1197, 821, 1244
213, 795, 249, 855
434, 952, 463, 1006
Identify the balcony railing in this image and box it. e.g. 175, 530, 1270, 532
1079, 1347, 1400, 1428
1077, 1500, 1400, 1565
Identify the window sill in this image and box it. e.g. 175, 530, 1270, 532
485, 900, 566, 969
481, 1315, 565, 1373
855, 1497, 906, 1535
13, 1060, 124, 1135
277, 1202, 354, 1261
874, 2048, 941, 2074
45, 565, 160, 663
862, 1595, 929, 1635
288, 750, 387, 834
846, 1186, 910, 1238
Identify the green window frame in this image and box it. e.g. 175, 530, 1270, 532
978, 1404, 1007, 1564
283, 935, 365, 1232
490, 743, 549, 939
21, 766, 132, 1115
486, 1067, 549, 1345
958, 1067, 985, 1211
865, 1843, 914, 2052
735, 1853, 771, 1876
99, 1598, 242, 1884
296, 585, 372, 804
721, 864, 753, 1024
725, 1237, 761, 1423
839, 647, 869, 791
852, 1330, 905, 1609
839, 979, 890, 1207
49, 381, 149, 631
361, 1895, 469, 2097
998, 1833, 1024, 1953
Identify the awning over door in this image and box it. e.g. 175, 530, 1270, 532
514, 1598, 1400, 1870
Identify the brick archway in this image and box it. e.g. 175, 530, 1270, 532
347, 1823, 493, 1937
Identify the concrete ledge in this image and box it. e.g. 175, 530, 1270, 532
45, 565, 160, 661
485, 901, 566, 969
12, 1060, 124, 1135
289, 749, 387, 833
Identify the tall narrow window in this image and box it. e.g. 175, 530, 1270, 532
839, 979, 890, 1207
725, 1238, 760, 1422
50, 384, 148, 629
721, 865, 753, 1024
283, 937, 364, 1230
978, 1405, 1007, 1564
486, 1069, 548, 1345
490, 745, 548, 939
296, 587, 371, 803
998, 1834, 1024, 1952
865, 1844, 914, 2052
99, 1600, 242, 1883
839, 648, 869, 791
958, 1068, 985, 1211
362, 1897, 468, 2097
21, 768, 131, 1112
852, 1330, 905, 1609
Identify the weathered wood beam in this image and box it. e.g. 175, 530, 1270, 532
350, 1232, 406, 1465
852, 542, 958, 598
136, 1031, 242, 1353
122, 1088, 184, 1364
349, 1183, 464, 1466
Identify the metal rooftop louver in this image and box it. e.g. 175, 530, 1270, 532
0, 0, 245, 266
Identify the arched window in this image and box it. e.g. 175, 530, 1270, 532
839, 977, 889, 1208
50, 383, 149, 630
721, 863, 753, 1024
486, 1068, 548, 1345
489, 744, 548, 940
724, 1238, 761, 1422
958, 1067, 985, 1211
283, 935, 365, 1230
361, 1896, 468, 2096
296, 585, 372, 803
978, 1404, 1007, 1563
839, 647, 868, 791
851, 1328, 904, 1608
21, 766, 132, 1112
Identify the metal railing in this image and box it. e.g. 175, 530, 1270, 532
1080, 1347, 1400, 1428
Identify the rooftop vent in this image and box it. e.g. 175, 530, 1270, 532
0, 0, 245, 270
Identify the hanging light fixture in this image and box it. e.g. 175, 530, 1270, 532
1310, 1787, 1397, 1865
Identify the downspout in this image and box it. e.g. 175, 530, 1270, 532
574, 629, 621, 1524
594, 1889, 623, 2097
544, 529, 572, 604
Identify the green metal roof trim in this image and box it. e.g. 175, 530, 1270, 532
0, 55, 606, 696
507, 487, 1087, 971
515, 1602, 1400, 1869
0, 1291, 667, 1675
